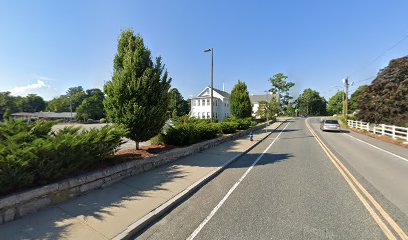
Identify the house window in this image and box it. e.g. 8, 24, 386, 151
202, 99, 205, 106
193, 100, 196, 106
206, 99, 210, 106
215, 100, 218, 106
202, 112, 205, 119
207, 112, 210, 118
215, 112, 218, 118
197, 100, 200, 106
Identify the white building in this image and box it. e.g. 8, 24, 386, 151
190, 86, 231, 121
249, 93, 280, 119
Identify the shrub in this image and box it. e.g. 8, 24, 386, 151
99, 118, 107, 123
150, 134, 165, 145
162, 122, 220, 146
219, 122, 238, 134
236, 118, 252, 130
0, 120, 126, 195
222, 117, 253, 130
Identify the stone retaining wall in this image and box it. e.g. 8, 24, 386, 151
0, 121, 271, 224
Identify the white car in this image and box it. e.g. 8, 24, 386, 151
320, 119, 341, 132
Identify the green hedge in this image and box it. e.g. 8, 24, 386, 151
219, 122, 238, 134
162, 117, 260, 145
162, 122, 220, 146
222, 117, 255, 130
0, 120, 125, 195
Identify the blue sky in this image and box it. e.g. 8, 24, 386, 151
0, 0, 407, 100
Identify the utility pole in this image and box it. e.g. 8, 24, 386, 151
203, 48, 214, 122
343, 77, 349, 122
69, 97, 73, 120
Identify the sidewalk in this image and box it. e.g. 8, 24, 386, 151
0, 121, 284, 240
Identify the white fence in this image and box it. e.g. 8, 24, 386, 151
347, 120, 408, 143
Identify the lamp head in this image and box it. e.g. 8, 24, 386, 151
203, 48, 211, 52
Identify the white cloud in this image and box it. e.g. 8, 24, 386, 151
9, 80, 50, 95
31, 73, 54, 81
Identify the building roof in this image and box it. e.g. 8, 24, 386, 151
11, 112, 76, 118
194, 86, 230, 99
249, 94, 279, 103
213, 88, 230, 98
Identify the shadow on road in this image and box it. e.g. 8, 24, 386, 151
3, 123, 293, 239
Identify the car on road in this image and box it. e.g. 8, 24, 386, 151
320, 119, 341, 132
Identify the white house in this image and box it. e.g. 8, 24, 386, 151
249, 93, 280, 119
190, 86, 231, 121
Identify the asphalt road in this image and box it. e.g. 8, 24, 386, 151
135, 118, 408, 240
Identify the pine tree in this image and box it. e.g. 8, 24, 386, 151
104, 30, 171, 149
230, 80, 252, 119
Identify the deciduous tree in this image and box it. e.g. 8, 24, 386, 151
296, 88, 327, 116
327, 91, 344, 115
268, 73, 295, 114
357, 57, 408, 125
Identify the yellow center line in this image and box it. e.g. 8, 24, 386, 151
306, 118, 408, 240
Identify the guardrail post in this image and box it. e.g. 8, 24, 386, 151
381, 124, 385, 135
392, 125, 396, 139
406, 128, 408, 142
367, 123, 370, 131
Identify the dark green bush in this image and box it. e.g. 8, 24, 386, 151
219, 122, 238, 134
162, 122, 220, 146
222, 117, 253, 130
0, 120, 125, 195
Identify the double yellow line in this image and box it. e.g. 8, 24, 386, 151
305, 118, 408, 240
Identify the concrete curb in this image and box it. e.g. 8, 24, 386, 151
113, 120, 287, 240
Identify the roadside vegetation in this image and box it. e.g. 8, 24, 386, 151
0, 120, 125, 195
158, 117, 257, 146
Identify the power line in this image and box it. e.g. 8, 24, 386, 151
350, 31, 408, 76
368, 33, 408, 65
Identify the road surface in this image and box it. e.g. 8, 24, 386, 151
135, 118, 408, 240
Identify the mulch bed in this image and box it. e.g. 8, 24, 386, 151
90, 144, 176, 169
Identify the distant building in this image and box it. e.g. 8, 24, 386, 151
11, 112, 76, 121
190, 86, 231, 121
249, 93, 280, 119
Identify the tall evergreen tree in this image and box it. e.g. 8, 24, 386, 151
230, 80, 252, 119
104, 30, 171, 149
168, 88, 189, 118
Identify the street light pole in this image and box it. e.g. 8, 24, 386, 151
204, 48, 214, 122
264, 90, 269, 122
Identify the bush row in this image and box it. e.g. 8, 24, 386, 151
161, 117, 258, 146
0, 120, 125, 195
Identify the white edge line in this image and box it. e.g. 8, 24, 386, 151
343, 133, 408, 163
112, 121, 286, 240
186, 122, 291, 240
